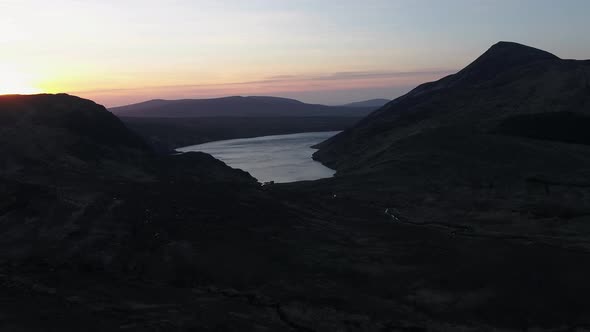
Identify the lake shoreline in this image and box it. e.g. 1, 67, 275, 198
177, 131, 340, 183
121, 116, 363, 154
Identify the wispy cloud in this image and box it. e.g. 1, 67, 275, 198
313, 70, 454, 81
70, 69, 456, 107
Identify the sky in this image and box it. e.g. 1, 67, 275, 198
1, 0, 589, 107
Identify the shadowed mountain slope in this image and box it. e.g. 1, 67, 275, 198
0, 94, 274, 270
314, 42, 590, 173
0, 94, 150, 178
309, 42, 590, 262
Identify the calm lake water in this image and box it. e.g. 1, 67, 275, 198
177, 131, 339, 183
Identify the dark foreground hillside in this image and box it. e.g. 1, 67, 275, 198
1, 45, 590, 331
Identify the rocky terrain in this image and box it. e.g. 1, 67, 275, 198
1, 42, 590, 331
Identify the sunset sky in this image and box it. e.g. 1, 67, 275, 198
1, 0, 589, 107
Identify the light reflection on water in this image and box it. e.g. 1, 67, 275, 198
177, 131, 339, 183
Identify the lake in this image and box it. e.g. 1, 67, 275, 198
177, 131, 339, 183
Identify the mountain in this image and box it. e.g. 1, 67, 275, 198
0, 93, 267, 264
313, 41, 590, 234
305, 42, 590, 327
315, 42, 590, 171
0, 93, 305, 330
341, 98, 390, 108
0, 94, 150, 178
110, 96, 375, 118
0, 94, 254, 182
0, 95, 276, 274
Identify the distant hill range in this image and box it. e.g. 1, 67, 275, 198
110, 96, 376, 118
111, 96, 384, 152
340, 98, 390, 108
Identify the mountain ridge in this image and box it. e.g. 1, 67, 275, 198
341, 98, 390, 108
110, 95, 374, 118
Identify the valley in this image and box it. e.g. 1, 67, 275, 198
1, 42, 590, 331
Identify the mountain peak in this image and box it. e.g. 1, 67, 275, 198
485, 41, 558, 60
451, 41, 559, 85
480, 41, 559, 66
